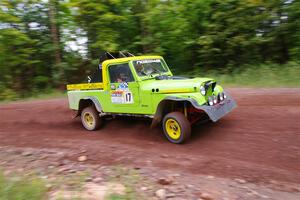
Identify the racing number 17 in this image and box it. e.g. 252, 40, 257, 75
125, 92, 133, 103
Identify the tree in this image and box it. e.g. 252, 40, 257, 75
48, 0, 62, 65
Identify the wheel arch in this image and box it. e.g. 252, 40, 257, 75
150, 97, 200, 128
76, 97, 103, 117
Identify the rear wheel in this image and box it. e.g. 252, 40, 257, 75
81, 106, 102, 131
163, 112, 191, 144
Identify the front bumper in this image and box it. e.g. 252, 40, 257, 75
192, 91, 237, 122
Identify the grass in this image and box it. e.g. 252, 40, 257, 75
0, 171, 47, 200
0, 89, 65, 103
0, 170, 89, 200
24, 90, 66, 100
52, 170, 89, 191
105, 166, 145, 200
183, 62, 300, 87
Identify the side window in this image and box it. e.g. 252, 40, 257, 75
90, 65, 103, 83
109, 63, 134, 83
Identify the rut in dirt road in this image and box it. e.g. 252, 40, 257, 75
0, 88, 300, 185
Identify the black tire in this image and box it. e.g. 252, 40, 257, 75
162, 112, 191, 144
81, 106, 102, 131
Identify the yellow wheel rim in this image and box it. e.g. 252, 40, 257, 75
84, 112, 94, 127
165, 119, 181, 140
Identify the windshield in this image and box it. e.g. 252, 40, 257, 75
133, 59, 168, 77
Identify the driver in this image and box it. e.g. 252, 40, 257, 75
135, 62, 147, 76
117, 73, 128, 83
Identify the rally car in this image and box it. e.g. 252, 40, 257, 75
67, 52, 236, 144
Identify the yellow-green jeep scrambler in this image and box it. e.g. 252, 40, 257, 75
67, 52, 236, 144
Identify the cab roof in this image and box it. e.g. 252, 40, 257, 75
102, 55, 163, 68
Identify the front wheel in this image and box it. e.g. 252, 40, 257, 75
162, 112, 191, 144
81, 106, 102, 131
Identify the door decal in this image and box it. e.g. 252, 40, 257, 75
111, 82, 134, 104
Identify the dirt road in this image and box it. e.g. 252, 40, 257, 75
0, 88, 300, 186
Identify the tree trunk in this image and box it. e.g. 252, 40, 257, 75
48, 0, 61, 65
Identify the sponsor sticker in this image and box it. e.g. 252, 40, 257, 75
136, 59, 160, 64
111, 82, 134, 104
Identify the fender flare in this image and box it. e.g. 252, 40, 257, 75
84, 96, 103, 112
151, 91, 237, 127
76, 97, 103, 117
150, 96, 200, 128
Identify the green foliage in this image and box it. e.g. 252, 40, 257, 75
0, 0, 299, 100
187, 62, 300, 87
0, 171, 47, 200
0, 88, 19, 101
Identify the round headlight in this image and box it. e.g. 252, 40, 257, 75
200, 86, 206, 96
224, 93, 227, 99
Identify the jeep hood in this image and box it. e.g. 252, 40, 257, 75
140, 77, 215, 94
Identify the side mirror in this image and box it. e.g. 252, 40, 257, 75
87, 76, 91, 83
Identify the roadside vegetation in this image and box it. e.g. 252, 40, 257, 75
0, 170, 47, 200
1, 62, 299, 102
1, 0, 299, 101
105, 166, 145, 200
0, 89, 65, 102
186, 62, 300, 87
